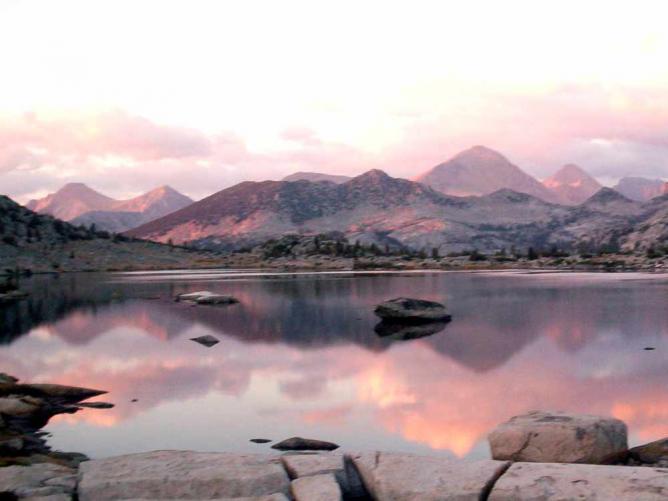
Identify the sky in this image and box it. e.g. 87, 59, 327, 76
1, 0, 668, 202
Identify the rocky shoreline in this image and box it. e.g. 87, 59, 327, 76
1, 373, 666, 500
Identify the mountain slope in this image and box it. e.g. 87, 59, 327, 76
127, 169, 577, 252
542, 164, 602, 205
613, 177, 665, 202
0, 195, 217, 272
282, 172, 352, 184
26, 183, 116, 221
416, 146, 560, 203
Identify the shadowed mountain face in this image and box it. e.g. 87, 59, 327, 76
27, 184, 193, 232
542, 164, 603, 205
282, 172, 352, 184
416, 146, 560, 202
127, 168, 668, 253
613, 177, 666, 202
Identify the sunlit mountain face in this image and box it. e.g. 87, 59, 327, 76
1, 271, 666, 459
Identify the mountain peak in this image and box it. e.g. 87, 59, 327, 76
584, 187, 633, 205
416, 146, 559, 202
452, 145, 509, 165
542, 164, 602, 205
349, 169, 393, 183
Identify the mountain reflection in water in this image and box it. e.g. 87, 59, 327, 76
0, 270, 667, 459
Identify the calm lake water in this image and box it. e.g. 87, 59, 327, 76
1, 269, 667, 460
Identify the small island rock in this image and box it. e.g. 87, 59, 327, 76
190, 335, 220, 347
271, 437, 340, 451
374, 297, 450, 322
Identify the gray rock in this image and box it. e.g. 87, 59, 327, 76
271, 437, 339, 451
488, 462, 668, 500
177, 291, 239, 305
374, 298, 450, 322
0, 463, 76, 499
125, 496, 287, 501
16, 383, 107, 403
282, 453, 344, 478
78, 451, 290, 500
291, 473, 342, 501
629, 437, 668, 464
189, 335, 220, 347
488, 410, 628, 464
350, 452, 509, 500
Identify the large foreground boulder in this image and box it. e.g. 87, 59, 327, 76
488, 462, 668, 500
488, 411, 627, 464
374, 297, 451, 322
291, 473, 342, 501
350, 452, 509, 500
78, 451, 290, 500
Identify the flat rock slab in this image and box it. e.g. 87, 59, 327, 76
489, 462, 668, 500
374, 297, 450, 322
0, 462, 76, 499
282, 453, 344, 478
127, 496, 288, 501
350, 452, 509, 500
291, 473, 342, 501
78, 451, 290, 500
488, 410, 627, 464
177, 291, 239, 305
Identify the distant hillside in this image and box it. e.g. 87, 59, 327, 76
282, 171, 352, 184
542, 164, 602, 205
127, 169, 668, 254
0, 196, 218, 273
613, 177, 665, 202
28, 184, 193, 233
71, 186, 193, 233
416, 146, 560, 203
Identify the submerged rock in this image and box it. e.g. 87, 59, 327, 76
76, 402, 115, 409
190, 335, 220, 347
176, 291, 239, 305
488, 410, 628, 464
374, 297, 450, 322
271, 437, 340, 451
374, 320, 449, 340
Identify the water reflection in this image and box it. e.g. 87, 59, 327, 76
0, 271, 667, 459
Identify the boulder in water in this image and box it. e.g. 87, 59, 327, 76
176, 291, 239, 305
374, 297, 450, 322
190, 335, 220, 347
271, 437, 340, 451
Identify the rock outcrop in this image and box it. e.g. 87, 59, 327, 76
488, 411, 628, 464
176, 291, 239, 305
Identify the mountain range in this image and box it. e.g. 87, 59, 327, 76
26, 184, 193, 233
12, 145, 668, 254
126, 167, 667, 254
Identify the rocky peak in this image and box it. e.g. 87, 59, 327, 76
542, 164, 602, 205
584, 187, 633, 205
